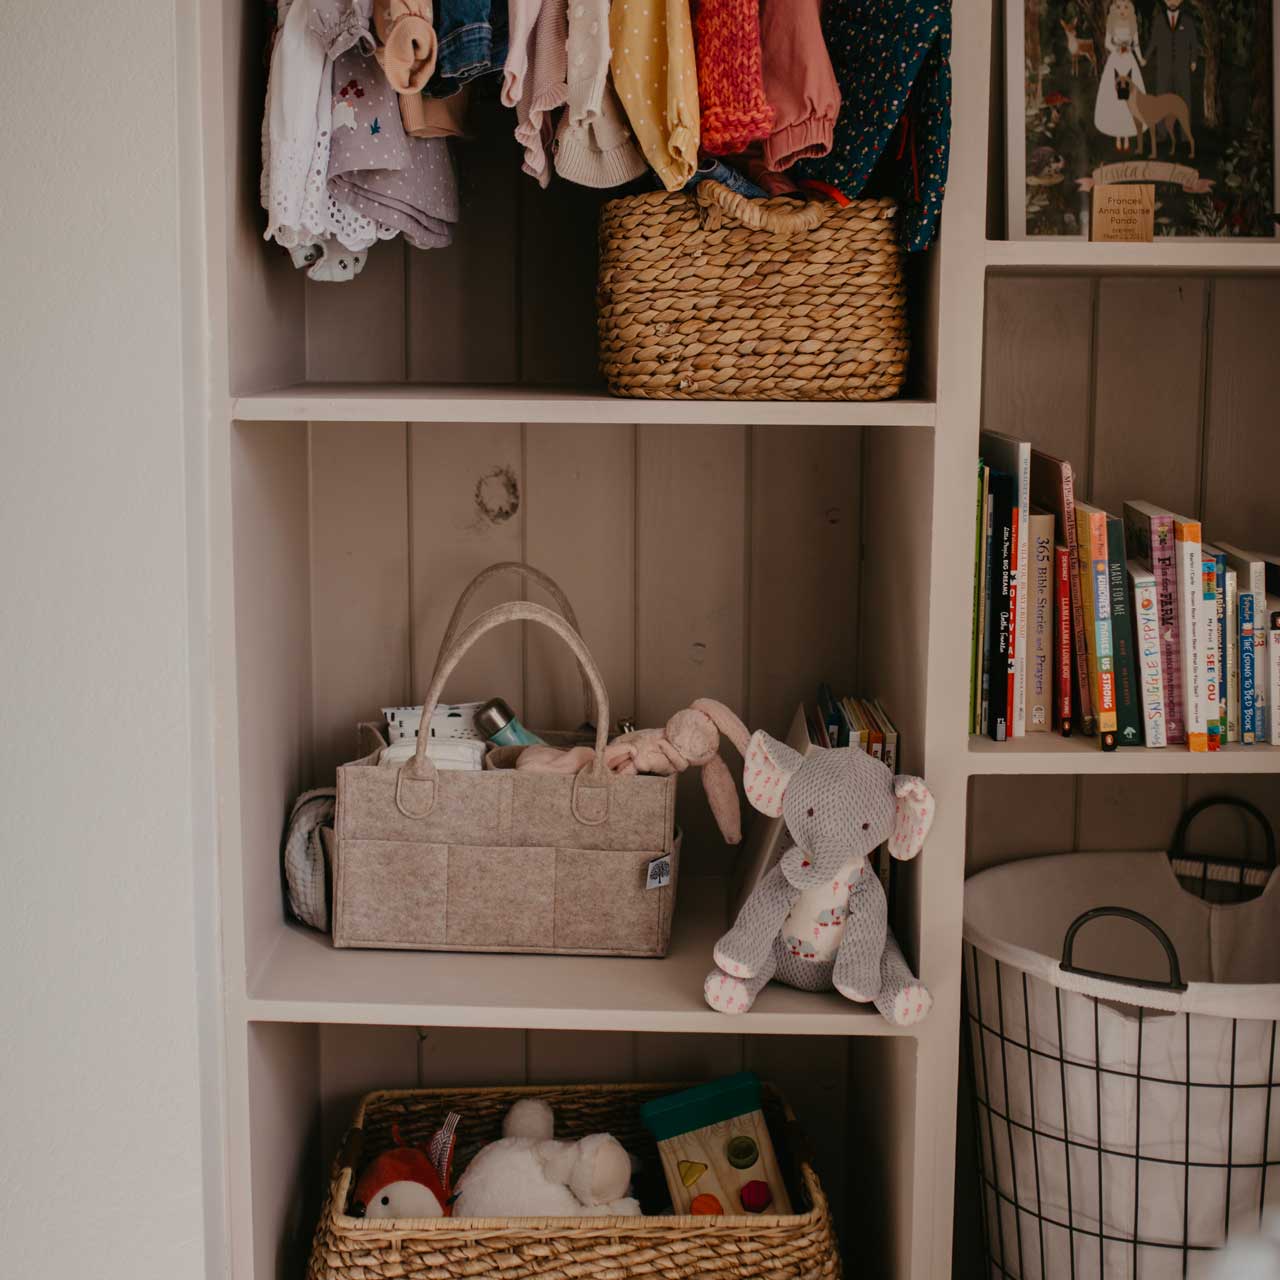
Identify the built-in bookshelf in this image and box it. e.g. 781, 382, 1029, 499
192, 2, 1280, 1278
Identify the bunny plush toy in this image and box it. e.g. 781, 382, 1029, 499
704, 730, 935, 1026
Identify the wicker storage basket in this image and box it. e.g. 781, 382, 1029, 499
309, 1083, 842, 1280
597, 181, 907, 401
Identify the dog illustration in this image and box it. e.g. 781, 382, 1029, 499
1060, 18, 1098, 76
1115, 71, 1195, 158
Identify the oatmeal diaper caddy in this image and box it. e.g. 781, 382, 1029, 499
331, 598, 679, 956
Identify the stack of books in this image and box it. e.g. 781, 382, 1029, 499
732, 688, 902, 914
970, 431, 1280, 751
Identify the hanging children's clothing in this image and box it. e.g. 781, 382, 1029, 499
400, 81, 473, 137
261, 0, 394, 253
425, 0, 509, 96
610, 0, 700, 192
797, 0, 951, 250
555, 83, 647, 187
554, 0, 646, 188
758, 0, 839, 172
372, 0, 437, 92
510, 0, 568, 187
692, 0, 774, 156
288, 238, 370, 281
327, 47, 460, 249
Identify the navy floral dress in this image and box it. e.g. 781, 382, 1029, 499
798, 0, 951, 251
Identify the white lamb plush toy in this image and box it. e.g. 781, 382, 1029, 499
452, 1098, 641, 1218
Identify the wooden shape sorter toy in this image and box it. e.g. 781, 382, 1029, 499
640, 1073, 793, 1216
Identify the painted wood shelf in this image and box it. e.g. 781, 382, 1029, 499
987, 238, 1280, 272
968, 735, 1280, 775
232, 383, 938, 427
242, 877, 903, 1036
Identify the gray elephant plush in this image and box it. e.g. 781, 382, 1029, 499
704, 728, 935, 1026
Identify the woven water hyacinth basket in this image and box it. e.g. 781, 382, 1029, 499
598, 181, 907, 401
308, 1082, 842, 1280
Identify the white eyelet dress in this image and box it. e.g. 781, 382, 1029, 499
261, 0, 397, 254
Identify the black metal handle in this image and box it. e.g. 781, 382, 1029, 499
1169, 796, 1277, 870
1060, 907, 1187, 992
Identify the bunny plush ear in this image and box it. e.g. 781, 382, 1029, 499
887, 775, 935, 861
742, 730, 804, 817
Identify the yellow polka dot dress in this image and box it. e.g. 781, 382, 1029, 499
609, 0, 700, 191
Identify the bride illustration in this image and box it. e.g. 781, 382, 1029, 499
1092, 0, 1147, 151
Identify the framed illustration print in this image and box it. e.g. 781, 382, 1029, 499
1007, 0, 1280, 237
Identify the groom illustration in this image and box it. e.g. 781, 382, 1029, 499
1143, 0, 1202, 138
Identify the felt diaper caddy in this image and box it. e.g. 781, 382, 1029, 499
331, 598, 680, 955
308, 1083, 841, 1280
596, 180, 907, 402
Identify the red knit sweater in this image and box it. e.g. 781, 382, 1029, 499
693, 0, 775, 155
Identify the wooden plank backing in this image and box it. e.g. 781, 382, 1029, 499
406, 96, 521, 384
1091, 278, 1206, 515
310, 423, 411, 778
965, 776, 1077, 873
981, 276, 1094, 476
408, 423, 525, 706
523, 423, 636, 730
519, 180, 607, 387
306, 241, 408, 382
317, 1025, 420, 1168
637, 424, 748, 874
418, 1029, 529, 1085
1202, 279, 1280, 549
749, 425, 860, 740
1074, 776, 1186, 852
526, 1032, 637, 1081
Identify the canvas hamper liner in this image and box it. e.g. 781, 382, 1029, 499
962, 799, 1280, 1280
597, 181, 907, 401
332, 599, 678, 955
308, 1082, 842, 1280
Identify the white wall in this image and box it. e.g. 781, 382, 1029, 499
0, 3, 214, 1278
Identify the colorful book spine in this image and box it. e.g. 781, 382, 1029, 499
1240, 591, 1255, 745
1129, 564, 1166, 748
1007, 508, 1020, 732
1202, 553, 1222, 751
1123, 503, 1184, 743
1225, 570, 1239, 744
982, 433, 1030, 737
1271, 628, 1280, 747
1172, 515, 1209, 752
987, 472, 1015, 742
1075, 502, 1117, 749
1055, 544, 1072, 735
1107, 515, 1142, 747
1205, 546, 1228, 744
1028, 512, 1055, 732
1218, 542, 1268, 741
978, 480, 993, 737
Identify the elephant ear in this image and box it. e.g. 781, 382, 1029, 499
887, 775, 935, 861
742, 730, 804, 817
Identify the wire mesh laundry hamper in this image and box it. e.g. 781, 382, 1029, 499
962, 798, 1280, 1280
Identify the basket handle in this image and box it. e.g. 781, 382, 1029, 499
435, 562, 592, 725
398, 602, 613, 824
695, 179, 835, 236
1060, 907, 1187, 993
1169, 796, 1277, 870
